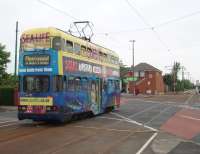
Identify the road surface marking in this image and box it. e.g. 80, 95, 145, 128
74, 125, 133, 132
184, 94, 194, 105
111, 112, 158, 154
98, 116, 125, 121
179, 115, 200, 121
0, 123, 18, 128
111, 112, 158, 132
0, 120, 18, 124
136, 132, 158, 154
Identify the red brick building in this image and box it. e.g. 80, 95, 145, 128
122, 63, 164, 95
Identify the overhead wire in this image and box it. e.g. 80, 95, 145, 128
94, 9, 200, 36
155, 10, 200, 28
37, 0, 79, 21
124, 0, 171, 52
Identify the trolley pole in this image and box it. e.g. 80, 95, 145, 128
130, 40, 135, 95
14, 21, 18, 76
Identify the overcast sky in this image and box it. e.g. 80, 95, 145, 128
1, 0, 200, 82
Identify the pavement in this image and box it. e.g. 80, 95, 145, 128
0, 93, 199, 154
0, 106, 17, 112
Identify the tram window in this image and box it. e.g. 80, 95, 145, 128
99, 52, 103, 62
67, 77, 74, 91
91, 81, 96, 91
74, 78, 81, 91
66, 40, 73, 52
53, 76, 63, 92
87, 48, 92, 58
63, 76, 67, 90
74, 43, 80, 54
23, 76, 49, 92
103, 81, 107, 90
107, 55, 111, 63
61, 39, 65, 51
81, 45, 86, 56
103, 53, 107, 63
114, 80, 120, 89
81, 78, 88, 90
92, 50, 98, 60
52, 37, 62, 50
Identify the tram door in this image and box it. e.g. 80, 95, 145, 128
90, 79, 101, 115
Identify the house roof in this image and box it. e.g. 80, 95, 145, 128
131, 63, 162, 72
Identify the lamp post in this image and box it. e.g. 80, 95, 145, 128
130, 40, 135, 95
14, 21, 18, 76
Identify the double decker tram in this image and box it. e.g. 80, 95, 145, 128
18, 27, 120, 122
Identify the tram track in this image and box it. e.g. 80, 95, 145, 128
0, 120, 19, 128
0, 120, 51, 144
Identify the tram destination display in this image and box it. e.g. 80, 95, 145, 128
24, 54, 50, 66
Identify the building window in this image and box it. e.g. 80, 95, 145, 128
134, 71, 139, 77
149, 74, 153, 78
140, 71, 145, 77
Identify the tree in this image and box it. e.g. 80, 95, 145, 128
0, 43, 10, 76
163, 74, 173, 91
119, 59, 129, 77
172, 62, 181, 81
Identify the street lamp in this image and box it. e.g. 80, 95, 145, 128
130, 40, 135, 95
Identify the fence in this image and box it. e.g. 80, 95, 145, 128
0, 88, 18, 106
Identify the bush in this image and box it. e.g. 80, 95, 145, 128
0, 87, 16, 106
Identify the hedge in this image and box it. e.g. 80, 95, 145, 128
0, 88, 17, 106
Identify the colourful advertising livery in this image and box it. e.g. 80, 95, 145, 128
18, 27, 120, 122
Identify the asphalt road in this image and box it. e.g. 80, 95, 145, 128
0, 93, 200, 154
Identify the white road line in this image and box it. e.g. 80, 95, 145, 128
184, 94, 194, 105
0, 120, 18, 124
111, 112, 142, 126
136, 132, 158, 154
74, 125, 132, 132
111, 112, 158, 132
111, 112, 158, 154
0, 123, 18, 128
179, 115, 200, 121
98, 116, 125, 121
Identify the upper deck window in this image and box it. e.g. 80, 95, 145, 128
87, 48, 92, 58
74, 43, 80, 54
66, 40, 73, 52
92, 50, 99, 60
52, 37, 61, 50
81, 45, 87, 57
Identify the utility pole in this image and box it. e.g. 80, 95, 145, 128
182, 66, 185, 91
173, 61, 176, 94
14, 21, 19, 76
130, 40, 135, 95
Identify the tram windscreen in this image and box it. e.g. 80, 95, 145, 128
23, 76, 49, 92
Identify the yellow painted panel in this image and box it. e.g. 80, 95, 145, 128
20, 97, 53, 106
58, 51, 63, 75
